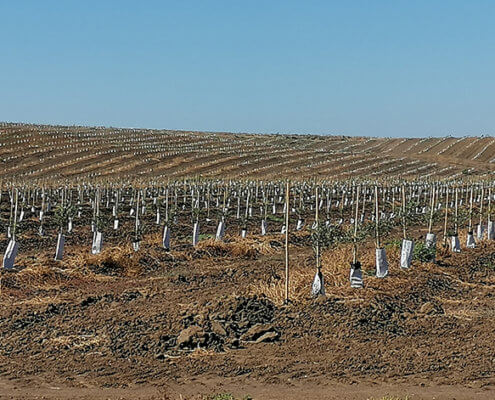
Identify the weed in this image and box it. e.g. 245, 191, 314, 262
208, 394, 252, 400
413, 241, 436, 263
384, 238, 401, 251
267, 214, 284, 223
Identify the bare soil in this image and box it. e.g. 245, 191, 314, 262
1, 225, 495, 399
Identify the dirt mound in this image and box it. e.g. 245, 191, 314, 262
172, 296, 279, 352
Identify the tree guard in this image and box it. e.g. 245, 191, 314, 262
261, 219, 267, 236
311, 270, 325, 296
488, 221, 495, 240
400, 239, 414, 269
466, 232, 476, 248
400, 184, 414, 269
476, 224, 484, 240
215, 220, 225, 241
54, 233, 65, 261
162, 226, 170, 250
3, 239, 18, 269
92, 231, 103, 255
350, 261, 364, 288
451, 234, 461, 252
375, 247, 389, 278
132, 240, 140, 252
192, 222, 200, 246
425, 235, 437, 262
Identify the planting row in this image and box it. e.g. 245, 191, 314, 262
1, 180, 494, 299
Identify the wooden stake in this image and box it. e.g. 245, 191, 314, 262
488, 186, 492, 224
428, 185, 436, 234
375, 185, 380, 249
12, 188, 18, 240
479, 184, 484, 227
443, 185, 449, 246
402, 184, 407, 240
284, 180, 290, 304
468, 185, 474, 232
454, 187, 459, 235
315, 185, 320, 272
352, 185, 360, 264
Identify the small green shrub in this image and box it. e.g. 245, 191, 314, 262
267, 214, 284, 223
209, 394, 252, 400
384, 238, 401, 250
199, 233, 215, 240
210, 394, 235, 400
413, 241, 436, 262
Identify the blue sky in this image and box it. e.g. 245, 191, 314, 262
1, 1, 494, 137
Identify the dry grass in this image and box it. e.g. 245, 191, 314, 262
4, 261, 86, 291
194, 236, 278, 259
188, 347, 218, 358
70, 245, 144, 277
195, 238, 255, 259
10, 294, 65, 306
247, 244, 358, 304
247, 239, 436, 304
1, 227, 489, 311
0, 243, 143, 301
441, 296, 495, 320
45, 333, 107, 350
